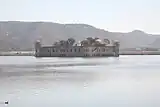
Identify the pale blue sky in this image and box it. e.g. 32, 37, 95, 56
0, 0, 160, 34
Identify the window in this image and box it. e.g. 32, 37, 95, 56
75, 49, 76, 52
102, 48, 105, 52
84, 54, 89, 56
70, 49, 72, 52
60, 49, 65, 52
84, 54, 88, 56
79, 48, 81, 52
97, 49, 100, 52
106, 47, 109, 51
85, 48, 89, 52
60, 54, 66, 57
53, 49, 55, 52
87, 49, 89, 52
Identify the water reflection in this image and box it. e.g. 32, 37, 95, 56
0, 56, 160, 107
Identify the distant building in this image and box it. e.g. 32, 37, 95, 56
35, 37, 120, 57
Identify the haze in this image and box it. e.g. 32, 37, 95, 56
0, 0, 160, 34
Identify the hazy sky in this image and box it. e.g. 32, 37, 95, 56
0, 0, 160, 34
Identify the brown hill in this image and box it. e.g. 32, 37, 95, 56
0, 21, 159, 51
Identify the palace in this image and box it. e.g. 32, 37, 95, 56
35, 37, 120, 57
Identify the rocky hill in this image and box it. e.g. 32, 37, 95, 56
0, 21, 159, 51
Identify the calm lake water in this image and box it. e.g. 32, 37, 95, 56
0, 56, 160, 107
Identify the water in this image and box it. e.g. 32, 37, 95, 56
0, 56, 160, 107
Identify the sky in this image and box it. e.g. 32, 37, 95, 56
0, 0, 160, 34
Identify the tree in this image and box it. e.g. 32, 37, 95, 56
59, 40, 66, 46
81, 40, 89, 46
67, 38, 75, 46
53, 41, 59, 46
103, 39, 110, 45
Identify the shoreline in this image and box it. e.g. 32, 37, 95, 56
1, 51, 160, 56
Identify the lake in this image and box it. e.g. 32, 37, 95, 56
0, 56, 160, 107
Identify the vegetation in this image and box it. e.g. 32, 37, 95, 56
53, 38, 75, 47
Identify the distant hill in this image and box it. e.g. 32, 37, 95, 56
0, 21, 160, 51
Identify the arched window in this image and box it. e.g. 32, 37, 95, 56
102, 48, 105, 52
85, 48, 89, 52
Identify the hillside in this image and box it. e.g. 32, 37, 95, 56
0, 21, 159, 51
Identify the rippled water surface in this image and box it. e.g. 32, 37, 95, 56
0, 56, 160, 107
